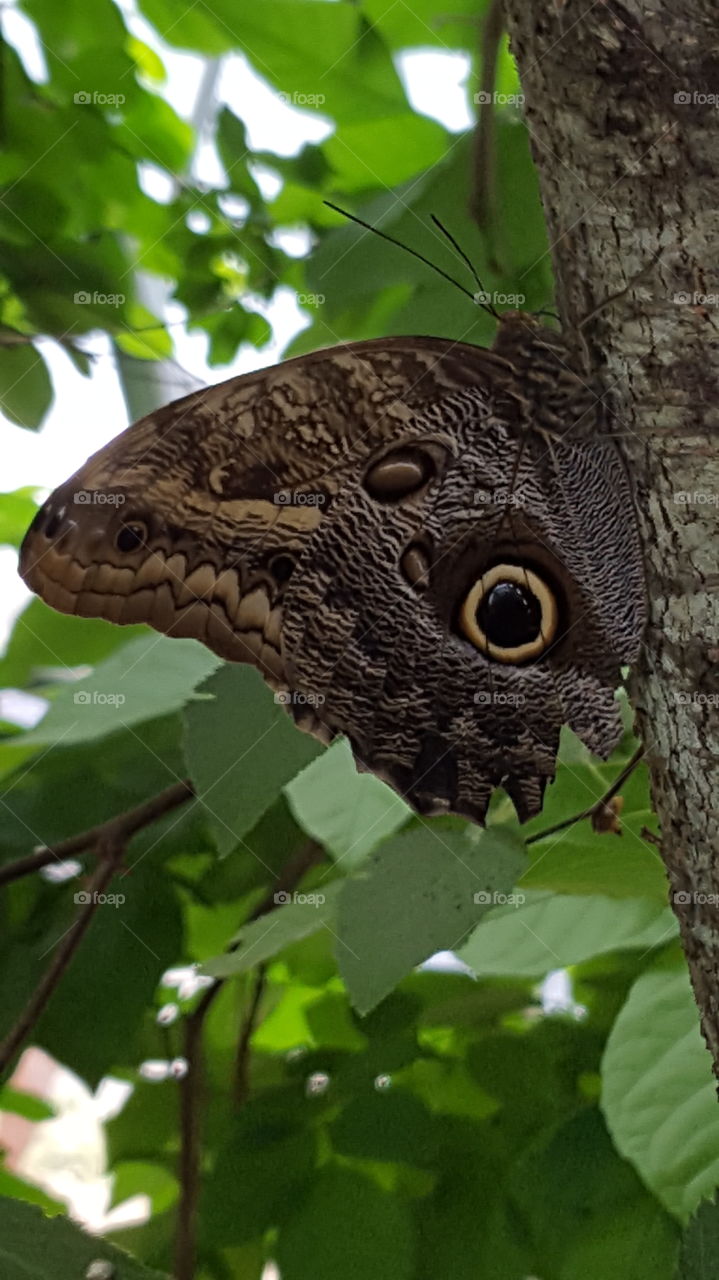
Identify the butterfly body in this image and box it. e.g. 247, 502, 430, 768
20, 314, 646, 822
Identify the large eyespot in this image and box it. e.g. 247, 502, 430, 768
459, 564, 559, 663
115, 521, 148, 554
363, 446, 436, 502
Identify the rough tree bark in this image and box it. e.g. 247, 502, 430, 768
503, 1, 719, 1071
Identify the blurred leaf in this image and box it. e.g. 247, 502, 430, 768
0, 1195, 169, 1278
0, 488, 39, 548
0, 345, 53, 429
677, 1195, 719, 1280
203, 881, 342, 977
276, 1166, 415, 1280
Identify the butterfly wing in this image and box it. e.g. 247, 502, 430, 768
19, 335, 645, 822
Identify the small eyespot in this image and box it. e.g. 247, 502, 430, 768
459, 564, 559, 663
43, 505, 66, 539
400, 540, 432, 591
269, 553, 296, 584
115, 522, 148, 554
364, 447, 436, 502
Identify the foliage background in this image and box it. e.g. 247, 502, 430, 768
0, 1, 717, 1276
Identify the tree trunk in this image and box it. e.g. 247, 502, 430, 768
503, 1, 719, 1070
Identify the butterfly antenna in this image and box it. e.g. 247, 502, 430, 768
323, 201, 498, 320
429, 214, 500, 319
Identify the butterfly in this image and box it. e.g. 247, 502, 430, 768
18, 302, 646, 825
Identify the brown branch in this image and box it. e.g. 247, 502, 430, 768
0, 779, 194, 888
234, 966, 267, 1108
0, 779, 196, 1076
175, 838, 324, 1280
526, 745, 646, 845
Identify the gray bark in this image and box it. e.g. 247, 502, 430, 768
503, 1, 719, 1069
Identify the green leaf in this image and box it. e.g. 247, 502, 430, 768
0, 488, 39, 548
601, 955, 719, 1220
0, 599, 147, 690
203, 881, 343, 977
201, 1089, 318, 1245
460, 891, 676, 978
184, 665, 323, 855
677, 1196, 719, 1280
276, 1166, 415, 1280
0, 1086, 54, 1122
20, 635, 221, 745
337, 822, 526, 1014
284, 738, 410, 867
0, 344, 53, 428
0, 1196, 169, 1279
111, 1161, 179, 1216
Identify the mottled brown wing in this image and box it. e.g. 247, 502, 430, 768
19, 330, 646, 824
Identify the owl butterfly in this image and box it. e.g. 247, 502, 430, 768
19, 271, 646, 824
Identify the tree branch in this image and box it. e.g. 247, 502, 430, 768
0, 779, 195, 1076
503, 0, 719, 1072
174, 838, 324, 1280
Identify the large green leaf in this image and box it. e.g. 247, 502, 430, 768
184, 664, 323, 855
602, 955, 719, 1220
337, 821, 526, 1013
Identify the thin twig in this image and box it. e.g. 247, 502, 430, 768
0, 780, 196, 1076
175, 839, 324, 1280
526, 745, 646, 845
234, 967, 267, 1108
0, 779, 194, 887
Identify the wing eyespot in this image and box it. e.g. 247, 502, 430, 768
459, 563, 559, 663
